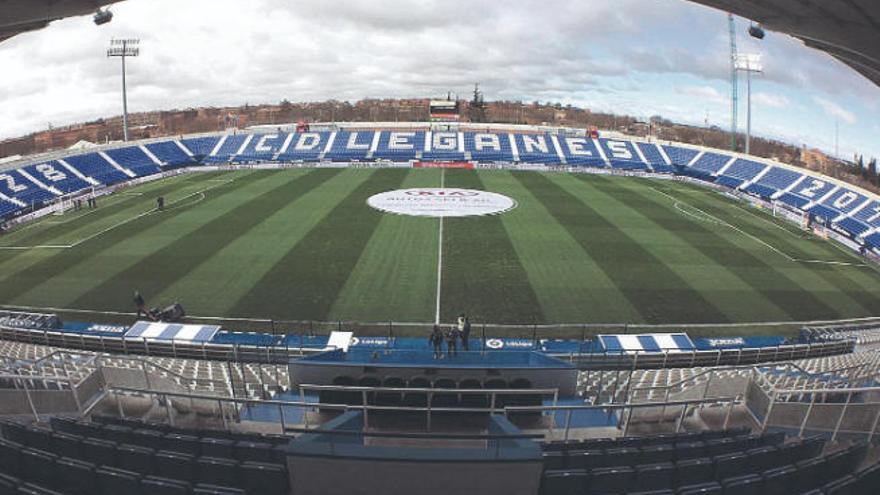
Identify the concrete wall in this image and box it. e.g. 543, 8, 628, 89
288, 456, 542, 495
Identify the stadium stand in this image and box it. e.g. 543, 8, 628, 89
179, 137, 221, 161
715, 159, 767, 189
600, 139, 648, 171
372, 131, 424, 161
1, 125, 879, 258
686, 152, 730, 178
62, 153, 130, 186
103, 147, 162, 177
144, 141, 194, 168
421, 132, 468, 162
20, 162, 91, 194
635, 142, 674, 173
661, 145, 699, 167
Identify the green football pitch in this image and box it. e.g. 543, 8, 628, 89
1, 168, 878, 332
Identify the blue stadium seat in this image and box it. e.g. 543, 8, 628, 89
761, 465, 796, 495
64, 153, 129, 185
372, 131, 423, 161
662, 146, 699, 167
677, 481, 722, 494
234, 440, 274, 463
199, 437, 236, 459
540, 469, 586, 495
634, 462, 675, 491
104, 147, 161, 177
145, 141, 193, 167
466, 132, 515, 162
21, 162, 90, 194
101, 424, 133, 445
117, 444, 155, 474
16, 483, 65, 495
95, 466, 140, 495
277, 132, 332, 162
557, 135, 605, 168
600, 139, 648, 170
163, 433, 200, 456
238, 462, 288, 495
675, 457, 714, 486
82, 438, 116, 467
205, 134, 249, 163
155, 450, 196, 483
720, 474, 762, 493
713, 452, 748, 480
324, 131, 374, 162
196, 457, 239, 489
0, 473, 17, 495
588, 466, 634, 493
50, 432, 82, 459
179, 136, 221, 159
565, 449, 604, 470
689, 152, 730, 177
635, 142, 673, 172
192, 483, 246, 494
53, 457, 96, 495
140, 475, 190, 495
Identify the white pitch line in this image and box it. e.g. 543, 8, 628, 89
434, 169, 446, 324
0, 179, 233, 251
654, 186, 867, 268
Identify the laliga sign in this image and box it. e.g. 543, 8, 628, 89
367, 188, 517, 218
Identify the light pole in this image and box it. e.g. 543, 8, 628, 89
734, 53, 763, 155
107, 38, 140, 141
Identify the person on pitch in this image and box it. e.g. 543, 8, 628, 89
134, 291, 148, 319
446, 325, 460, 357
461, 314, 471, 351
429, 324, 444, 359
157, 196, 165, 211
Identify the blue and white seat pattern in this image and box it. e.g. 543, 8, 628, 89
1, 130, 879, 251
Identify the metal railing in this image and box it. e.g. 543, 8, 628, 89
101, 384, 743, 443
0, 323, 857, 371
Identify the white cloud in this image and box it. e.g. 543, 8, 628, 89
752, 92, 789, 109
0, 0, 878, 158
676, 85, 727, 105
813, 97, 857, 125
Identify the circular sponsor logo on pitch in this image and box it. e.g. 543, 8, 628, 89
367, 188, 517, 218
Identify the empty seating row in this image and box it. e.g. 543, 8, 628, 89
0, 425, 287, 495
39, 419, 286, 463
542, 428, 750, 452
0, 443, 248, 495
543, 432, 799, 471
540, 439, 864, 495
89, 415, 289, 446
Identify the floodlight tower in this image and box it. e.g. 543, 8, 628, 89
735, 53, 763, 155
728, 13, 739, 152
107, 38, 140, 141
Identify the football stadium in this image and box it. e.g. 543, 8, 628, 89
0, 1, 879, 495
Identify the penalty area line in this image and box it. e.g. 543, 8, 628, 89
653, 186, 868, 268
0, 179, 233, 251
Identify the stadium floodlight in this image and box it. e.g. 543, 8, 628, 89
749, 23, 765, 40
734, 53, 763, 155
107, 38, 140, 142
93, 9, 113, 26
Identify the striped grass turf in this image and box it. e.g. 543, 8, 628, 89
0, 168, 878, 330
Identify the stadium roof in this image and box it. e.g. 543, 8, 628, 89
0, 0, 123, 42
690, 0, 880, 86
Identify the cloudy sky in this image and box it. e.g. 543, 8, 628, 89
1, 0, 879, 159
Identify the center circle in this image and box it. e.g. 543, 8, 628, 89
367, 188, 517, 218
